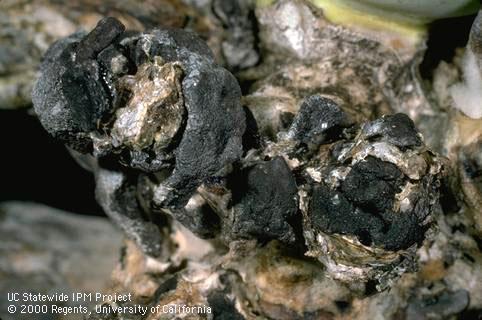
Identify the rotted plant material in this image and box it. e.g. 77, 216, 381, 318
212, 0, 260, 70
0, 202, 122, 319
246, 94, 444, 283
243, 0, 443, 146
32, 16, 245, 251
0, 0, 192, 110
450, 9, 482, 119
29, 2, 477, 318
195, 93, 444, 282
33, 17, 245, 209
303, 112, 443, 282
33, 15, 445, 282
226, 156, 299, 244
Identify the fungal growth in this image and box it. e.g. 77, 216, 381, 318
14, 0, 482, 318
303, 111, 443, 273
32, 17, 246, 252
32, 11, 445, 305
226, 156, 299, 244
249, 96, 445, 282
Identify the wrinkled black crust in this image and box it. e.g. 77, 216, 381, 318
32, 17, 246, 210
310, 157, 425, 250
32, 17, 247, 250
307, 111, 433, 251
362, 113, 422, 148
32, 18, 439, 256
288, 95, 350, 146
228, 157, 299, 244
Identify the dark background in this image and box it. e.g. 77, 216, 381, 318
0, 13, 476, 217
0, 109, 104, 215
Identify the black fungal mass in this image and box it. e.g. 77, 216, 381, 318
32, 18, 125, 152
288, 95, 350, 146
341, 156, 404, 213
310, 172, 424, 250
33, 17, 245, 210
32, 16, 441, 261
32, 17, 246, 251
307, 113, 437, 251
362, 113, 422, 148
95, 167, 165, 257
228, 157, 299, 244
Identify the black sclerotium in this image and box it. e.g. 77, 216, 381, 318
228, 157, 299, 244
362, 113, 422, 148
32, 17, 246, 252
33, 17, 246, 211
287, 95, 351, 146
310, 157, 425, 250
32, 18, 125, 152
32, 16, 439, 256
341, 156, 404, 213
306, 106, 441, 252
